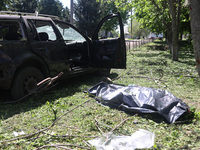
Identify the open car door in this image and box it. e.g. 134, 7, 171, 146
91, 12, 126, 69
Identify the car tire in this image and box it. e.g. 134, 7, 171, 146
11, 67, 44, 100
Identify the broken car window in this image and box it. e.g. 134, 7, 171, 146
0, 20, 23, 41
28, 20, 57, 41
56, 23, 86, 43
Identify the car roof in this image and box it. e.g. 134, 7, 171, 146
0, 11, 59, 21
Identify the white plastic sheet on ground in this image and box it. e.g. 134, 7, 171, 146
88, 129, 155, 150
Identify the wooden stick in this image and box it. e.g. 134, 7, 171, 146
34, 144, 90, 150
95, 118, 104, 134
111, 117, 131, 133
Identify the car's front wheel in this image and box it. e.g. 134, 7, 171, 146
11, 67, 44, 100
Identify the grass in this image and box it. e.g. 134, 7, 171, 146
0, 40, 200, 149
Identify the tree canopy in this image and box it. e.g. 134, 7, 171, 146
39, 0, 63, 17
9, 0, 38, 13
74, 0, 129, 37
74, 0, 101, 37
108, 0, 191, 61
128, 19, 149, 38
0, 0, 70, 21
98, 1, 129, 36
0, 0, 9, 11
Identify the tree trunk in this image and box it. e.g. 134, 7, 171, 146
189, 0, 200, 77
167, 30, 173, 53
177, 0, 182, 42
168, 0, 181, 61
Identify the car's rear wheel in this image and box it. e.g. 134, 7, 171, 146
11, 67, 44, 100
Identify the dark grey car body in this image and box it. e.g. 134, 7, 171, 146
0, 11, 126, 99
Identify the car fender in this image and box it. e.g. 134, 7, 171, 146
10, 53, 49, 88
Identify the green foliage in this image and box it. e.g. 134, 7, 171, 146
37, 0, 70, 21
113, 0, 190, 38
180, 6, 191, 37
129, 19, 149, 38
0, 0, 10, 11
61, 6, 70, 22
99, 1, 129, 35
74, 0, 129, 37
39, 0, 63, 17
119, 0, 170, 34
9, 0, 38, 13
0, 0, 70, 21
74, 0, 101, 37
46, 101, 58, 121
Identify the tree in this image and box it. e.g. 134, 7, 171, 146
188, 0, 200, 77
9, 0, 38, 13
128, 19, 149, 38
112, 0, 190, 61
98, 1, 129, 37
74, 0, 101, 37
113, 0, 171, 40
179, 6, 190, 41
61, 6, 70, 22
168, 0, 182, 61
0, 0, 9, 11
38, 0, 63, 18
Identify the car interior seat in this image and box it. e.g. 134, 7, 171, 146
39, 32, 49, 41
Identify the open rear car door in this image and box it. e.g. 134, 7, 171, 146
91, 12, 126, 69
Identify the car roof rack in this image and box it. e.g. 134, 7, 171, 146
0, 11, 60, 20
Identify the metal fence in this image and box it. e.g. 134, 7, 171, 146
125, 39, 154, 51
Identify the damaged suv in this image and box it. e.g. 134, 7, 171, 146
0, 11, 126, 99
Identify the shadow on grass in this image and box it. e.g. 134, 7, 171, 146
133, 52, 161, 58
0, 72, 118, 120
144, 40, 196, 66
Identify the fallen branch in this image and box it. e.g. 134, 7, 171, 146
0, 99, 92, 144
183, 75, 199, 78
35, 144, 90, 150
130, 75, 167, 82
44, 132, 97, 139
150, 70, 168, 88
94, 118, 112, 130
100, 117, 132, 144
110, 117, 131, 133
95, 118, 104, 134
0, 128, 47, 143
